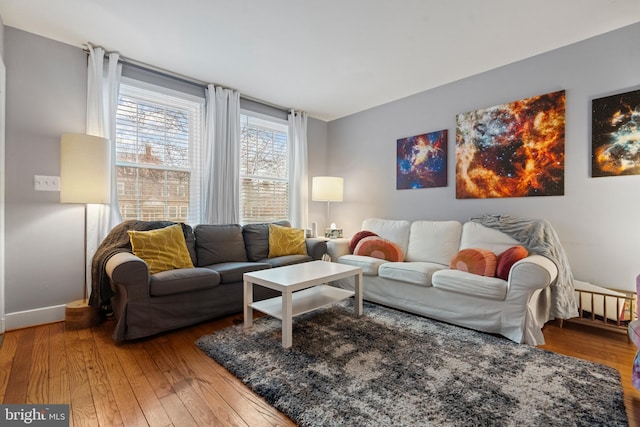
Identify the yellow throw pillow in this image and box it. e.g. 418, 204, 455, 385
128, 224, 194, 274
268, 224, 308, 258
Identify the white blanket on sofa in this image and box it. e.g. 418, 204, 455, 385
471, 214, 578, 319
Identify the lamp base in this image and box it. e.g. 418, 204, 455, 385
65, 299, 101, 330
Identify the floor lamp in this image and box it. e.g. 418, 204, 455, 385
60, 133, 110, 329
312, 176, 344, 231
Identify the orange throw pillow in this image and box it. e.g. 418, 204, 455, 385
450, 248, 497, 277
349, 230, 378, 253
496, 246, 528, 280
353, 236, 403, 262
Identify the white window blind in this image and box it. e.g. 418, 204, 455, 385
115, 80, 204, 224
240, 113, 289, 223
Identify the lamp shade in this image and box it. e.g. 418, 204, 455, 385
312, 176, 344, 202
60, 134, 111, 204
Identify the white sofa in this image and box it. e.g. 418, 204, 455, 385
328, 218, 559, 345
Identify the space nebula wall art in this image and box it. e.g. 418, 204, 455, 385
397, 129, 447, 190
592, 88, 640, 177
455, 90, 565, 199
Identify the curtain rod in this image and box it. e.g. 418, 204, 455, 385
83, 44, 293, 114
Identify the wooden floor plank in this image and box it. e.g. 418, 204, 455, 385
0, 330, 18, 402
95, 323, 172, 427
3, 328, 35, 404
65, 328, 99, 427
49, 322, 71, 405
162, 366, 229, 426
89, 327, 149, 427
27, 325, 49, 404
145, 338, 233, 426
80, 327, 124, 427
158, 393, 199, 427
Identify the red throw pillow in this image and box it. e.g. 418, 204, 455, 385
349, 230, 378, 253
353, 236, 403, 262
496, 246, 528, 280
450, 248, 497, 277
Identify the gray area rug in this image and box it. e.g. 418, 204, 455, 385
196, 300, 628, 427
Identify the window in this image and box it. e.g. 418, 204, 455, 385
115, 79, 203, 224
240, 113, 289, 223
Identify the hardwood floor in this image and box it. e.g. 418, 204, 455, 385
0, 314, 638, 426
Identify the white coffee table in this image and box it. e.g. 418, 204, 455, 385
243, 261, 363, 348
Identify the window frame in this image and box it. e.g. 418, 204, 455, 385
115, 77, 205, 225
239, 109, 291, 224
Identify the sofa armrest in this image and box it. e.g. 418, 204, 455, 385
105, 252, 151, 300
327, 238, 351, 261
306, 238, 328, 260
507, 254, 558, 294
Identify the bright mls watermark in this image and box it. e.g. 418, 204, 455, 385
1, 405, 69, 426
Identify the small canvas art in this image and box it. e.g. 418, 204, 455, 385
592, 88, 640, 177
456, 90, 565, 199
396, 130, 447, 190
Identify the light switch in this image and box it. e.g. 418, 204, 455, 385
34, 175, 61, 191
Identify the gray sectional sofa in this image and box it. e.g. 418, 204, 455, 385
95, 220, 326, 342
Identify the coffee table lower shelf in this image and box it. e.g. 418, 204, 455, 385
250, 285, 354, 320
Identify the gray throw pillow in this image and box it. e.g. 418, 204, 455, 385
242, 220, 291, 261
194, 224, 248, 266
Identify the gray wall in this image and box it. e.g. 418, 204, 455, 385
0, 14, 4, 57
327, 22, 640, 291
5, 27, 87, 319
307, 116, 329, 228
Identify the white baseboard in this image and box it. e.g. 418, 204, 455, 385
5, 304, 66, 331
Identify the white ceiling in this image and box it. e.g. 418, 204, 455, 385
0, 0, 638, 121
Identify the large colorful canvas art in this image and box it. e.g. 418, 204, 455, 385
592, 88, 640, 177
455, 90, 565, 199
397, 130, 447, 190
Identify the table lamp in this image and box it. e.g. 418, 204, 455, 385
312, 176, 343, 237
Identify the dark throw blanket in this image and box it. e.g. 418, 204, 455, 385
89, 220, 193, 312
471, 214, 578, 319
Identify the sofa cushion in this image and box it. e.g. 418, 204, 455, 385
338, 254, 389, 276
349, 230, 378, 253
378, 262, 446, 287
496, 246, 528, 280
460, 222, 520, 255
353, 236, 403, 262
242, 220, 291, 261
361, 218, 411, 259
450, 248, 497, 277
203, 262, 272, 284
268, 224, 308, 257
406, 220, 462, 264
128, 224, 195, 274
195, 224, 247, 266
149, 267, 220, 296
260, 254, 313, 267
432, 269, 508, 301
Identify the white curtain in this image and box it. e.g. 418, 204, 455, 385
86, 45, 121, 295
202, 85, 241, 224
288, 110, 309, 229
